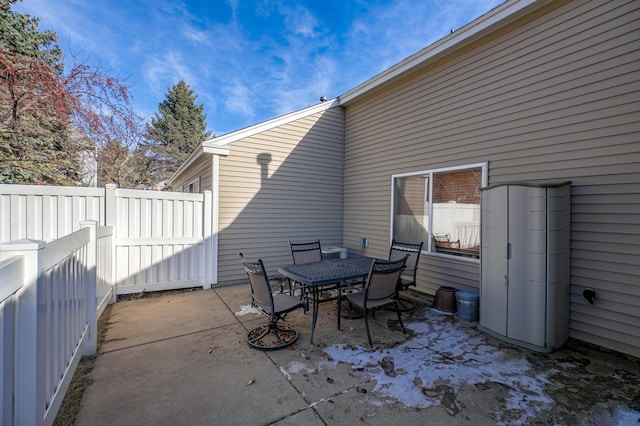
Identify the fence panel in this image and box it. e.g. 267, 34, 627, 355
96, 226, 114, 316
0, 229, 92, 426
0, 256, 25, 426
110, 188, 207, 294
1, 184, 214, 296
39, 228, 91, 425
0, 185, 105, 243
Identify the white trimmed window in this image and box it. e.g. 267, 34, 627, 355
391, 163, 487, 259
185, 177, 201, 193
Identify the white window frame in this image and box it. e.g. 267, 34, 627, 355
390, 162, 487, 261
186, 177, 201, 193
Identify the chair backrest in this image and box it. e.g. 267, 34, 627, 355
239, 254, 274, 318
389, 240, 423, 282
365, 255, 408, 301
289, 240, 322, 264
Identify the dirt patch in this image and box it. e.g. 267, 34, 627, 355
116, 286, 203, 301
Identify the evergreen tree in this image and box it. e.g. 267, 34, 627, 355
0, 0, 139, 185
0, 0, 78, 184
142, 80, 212, 186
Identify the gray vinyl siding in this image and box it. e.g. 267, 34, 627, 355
217, 107, 345, 282
342, 0, 640, 357
170, 155, 212, 192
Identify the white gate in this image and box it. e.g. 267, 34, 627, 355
107, 186, 214, 294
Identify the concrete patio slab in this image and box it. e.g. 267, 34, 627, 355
75, 285, 640, 425
99, 289, 239, 351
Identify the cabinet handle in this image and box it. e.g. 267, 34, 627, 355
506, 243, 512, 260
504, 275, 508, 286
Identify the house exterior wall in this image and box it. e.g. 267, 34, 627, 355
342, 0, 640, 357
216, 107, 345, 282
171, 155, 212, 192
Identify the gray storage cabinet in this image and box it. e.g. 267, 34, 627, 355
478, 182, 571, 353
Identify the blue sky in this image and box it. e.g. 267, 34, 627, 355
15, 0, 505, 136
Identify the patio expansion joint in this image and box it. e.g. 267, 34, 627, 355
98, 323, 239, 355
263, 366, 374, 426
306, 381, 373, 408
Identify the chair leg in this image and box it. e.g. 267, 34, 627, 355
397, 297, 416, 313
337, 291, 342, 330
291, 279, 308, 307
395, 302, 406, 334
364, 308, 373, 347
287, 278, 296, 295
299, 285, 309, 312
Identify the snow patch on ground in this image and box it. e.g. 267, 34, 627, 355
235, 304, 261, 316
321, 309, 554, 423
279, 308, 638, 424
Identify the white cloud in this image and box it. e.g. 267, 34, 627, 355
144, 50, 198, 95
278, 3, 320, 38
223, 82, 254, 116
182, 24, 210, 44
12, 0, 507, 134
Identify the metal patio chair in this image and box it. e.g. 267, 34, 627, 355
289, 240, 341, 309
239, 253, 305, 350
388, 240, 424, 312
338, 255, 408, 347
289, 240, 323, 264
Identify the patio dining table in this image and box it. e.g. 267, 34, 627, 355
278, 256, 375, 344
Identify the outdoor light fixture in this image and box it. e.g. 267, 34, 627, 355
583, 288, 596, 304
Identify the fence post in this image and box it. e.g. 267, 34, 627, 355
0, 239, 45, 426
203, 190, 213, 289
105, 184, 117, 302
81, 221, 98, 355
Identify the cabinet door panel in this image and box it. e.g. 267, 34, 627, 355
507, 186, 547, 346
507, 279, 547, 346
480, 185, 508, 335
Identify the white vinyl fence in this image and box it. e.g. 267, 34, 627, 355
0, 184, 215, 294
0, 183, 216, 425
0, 221, 106, 426
0, 185, 105, 243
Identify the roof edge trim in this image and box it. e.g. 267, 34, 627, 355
168, 145, 229, 185
203, 98, 339, 148
338, 0, 546, 105
169, 99, 337, 185
168, 146, 204, 185
202, 146, 230, 156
